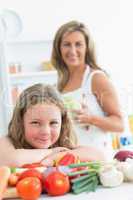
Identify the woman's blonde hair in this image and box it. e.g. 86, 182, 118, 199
51, 20, 102, 92
8, 83, 77, 149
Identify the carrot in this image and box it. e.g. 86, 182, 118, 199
3, 187, 19, 199
0, 166, 11, 200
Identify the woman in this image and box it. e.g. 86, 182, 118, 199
51, 20, 124, 159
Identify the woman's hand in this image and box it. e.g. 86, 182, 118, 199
73, 108, 91, 129
74, 93, 92, 125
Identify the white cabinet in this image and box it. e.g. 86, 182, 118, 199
0, 39, 57, 133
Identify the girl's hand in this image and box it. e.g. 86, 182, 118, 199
52, 147, 69, 153
40, 148, 70, 167
41, 151, 69, 167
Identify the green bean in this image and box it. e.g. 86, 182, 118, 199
70, 171, 96, 183
73, 177, 99, 194
68, 161, 101, 168
68, 169, 89, 176
72, 177, 93, 190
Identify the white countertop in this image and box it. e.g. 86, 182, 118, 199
38, 183, 133, 200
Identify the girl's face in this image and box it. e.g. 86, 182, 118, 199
23, 103, 62, 149
60, 31, 86, 70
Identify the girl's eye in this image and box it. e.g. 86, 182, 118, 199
50, 121, 59, 127
31, 121, 40, 125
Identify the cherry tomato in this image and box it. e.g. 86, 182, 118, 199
16, 177, 42, 200
18, 169, 43, 183
43, 171, 70, 196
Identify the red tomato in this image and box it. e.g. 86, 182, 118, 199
43, 171, 70, 196
16, 177, 42, 200
18, 169, 43, 183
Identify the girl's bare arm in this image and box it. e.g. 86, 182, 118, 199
70, 146, 106, 162
40, 146, 106, 166
0, 137, 66, 167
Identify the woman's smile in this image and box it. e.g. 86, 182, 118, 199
60, 31, 86, 68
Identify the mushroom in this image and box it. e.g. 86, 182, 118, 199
116, 158, 133, 182
99, 165, 123, 187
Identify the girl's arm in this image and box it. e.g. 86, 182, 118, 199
70, 146, 106, 162
0, 137, 66, 167
40, 146, 106, 166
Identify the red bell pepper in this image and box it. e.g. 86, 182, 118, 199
55, 153, 78, 166
21, 162, 44, 168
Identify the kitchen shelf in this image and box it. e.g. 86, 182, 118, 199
10, 71, 57, 85
0, 38, 56, 130
5, 34, 52, 44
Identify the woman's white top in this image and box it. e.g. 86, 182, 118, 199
62, 66, 113, 159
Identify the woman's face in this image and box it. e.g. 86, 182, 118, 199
23, 103, 62, 148
60, 31, 87, 69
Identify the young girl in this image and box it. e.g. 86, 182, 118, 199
0, 84, 105, 167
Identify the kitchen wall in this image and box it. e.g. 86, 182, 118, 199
0, 0, 133, 133
0, 77, 6, 135
0, 0, 132, 82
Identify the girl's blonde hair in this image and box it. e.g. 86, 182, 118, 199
8, 84, 77, 149
51, 20, 102, 92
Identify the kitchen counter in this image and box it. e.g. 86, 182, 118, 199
38, 183, 133, 200
6, 182, 133, 200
